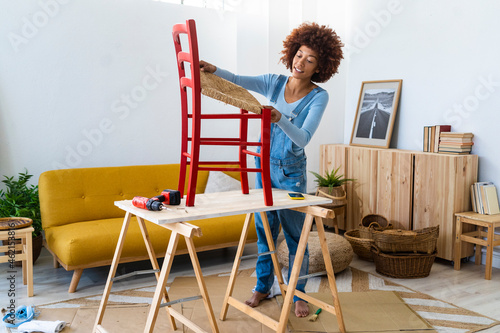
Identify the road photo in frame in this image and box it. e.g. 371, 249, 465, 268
350, 80, 402, 148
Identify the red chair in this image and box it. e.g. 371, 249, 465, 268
172, 19, 273, 207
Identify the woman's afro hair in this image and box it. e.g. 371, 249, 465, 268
280, 22, 343, 83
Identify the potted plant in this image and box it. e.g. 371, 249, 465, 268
310, 166, 355, 207
0, 170, 43, 264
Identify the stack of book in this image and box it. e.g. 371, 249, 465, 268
471, 182, 500, 215
438, 132, 474, 154
423, 125, 451, 152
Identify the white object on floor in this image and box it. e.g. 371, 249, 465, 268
17, 320, 66, 333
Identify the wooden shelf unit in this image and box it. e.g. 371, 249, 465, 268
320, 144, 478, 261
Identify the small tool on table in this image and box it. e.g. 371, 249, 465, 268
308, 308, 322, 322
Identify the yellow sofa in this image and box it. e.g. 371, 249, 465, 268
38, 164, 257, 292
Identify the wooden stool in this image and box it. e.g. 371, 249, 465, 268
317, 204, 345, 234
0, 218, 34, 297
454, 211, 500, 280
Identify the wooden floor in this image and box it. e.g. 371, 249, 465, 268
2, 230, 500, 332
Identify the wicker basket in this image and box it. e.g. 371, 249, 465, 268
371, 245, 437, 278
372, 226, 439, 254
358, 214, 393, 239
344, 229, 374, 261
0, 217, 33, 230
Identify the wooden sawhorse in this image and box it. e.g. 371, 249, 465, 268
93, 205, 218, 333
220, 205, 346, 333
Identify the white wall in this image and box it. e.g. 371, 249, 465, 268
0, 0, 250, 183
342, 0, 500, 185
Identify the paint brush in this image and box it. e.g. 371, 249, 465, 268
308, 308, 322, 321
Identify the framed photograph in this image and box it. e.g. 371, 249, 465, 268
350, 80, 403, 148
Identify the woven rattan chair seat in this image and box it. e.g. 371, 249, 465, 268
200, 71, 262, 114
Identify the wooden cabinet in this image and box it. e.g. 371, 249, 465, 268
320, 144, 478, 261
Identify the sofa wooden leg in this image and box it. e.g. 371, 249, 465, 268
53, 256, 60, 268
69, 269, 83, 293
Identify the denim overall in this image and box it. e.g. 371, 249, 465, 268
254, 75, 325, 302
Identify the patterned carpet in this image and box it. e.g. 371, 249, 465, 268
36, 267, 499, 333
332, 267, 499, 333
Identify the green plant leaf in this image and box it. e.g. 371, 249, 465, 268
0, 170, 42, 236
310, 166, 355, 189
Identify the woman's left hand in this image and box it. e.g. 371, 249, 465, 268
262, 105, 282, 123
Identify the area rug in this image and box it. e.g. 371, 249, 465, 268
32, 267, 499, 333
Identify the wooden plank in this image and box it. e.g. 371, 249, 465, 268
413, 153, 477, 260
220, 213, 253, 320
346, 146, 379, 230
277, 214, 315, 333
315, 217, 346, 332
319, 144, 348, 179
169, 308, 207, 333
319, 144, 348, 229
461, 235, 488, 246
291, 205, 335, 219
454, 216, 463, 271
137, 216, 176, 330
285, 288, 337, 314
114, 189, 331, 225
376, 149, 413, 230
162, 221, 202, 238
143, 230, 180, 333
95, 325, 110, 333
93, 212, 132, 332
227, 296, 279, 331
185, 236, 219, 333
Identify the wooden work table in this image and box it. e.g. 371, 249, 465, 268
93, 188, 345, 333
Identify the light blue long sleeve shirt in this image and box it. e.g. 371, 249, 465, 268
214, 68, 329, 151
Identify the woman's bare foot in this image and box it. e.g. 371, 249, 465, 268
294, 300, 309, 317
245, 291, 269, 307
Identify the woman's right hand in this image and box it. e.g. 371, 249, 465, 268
199, 60, 216, 73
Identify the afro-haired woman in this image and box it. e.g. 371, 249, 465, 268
200, 22, 343, 318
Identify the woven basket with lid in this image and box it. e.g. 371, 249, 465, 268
358, 214, 393, 239
372, 226, 439, 254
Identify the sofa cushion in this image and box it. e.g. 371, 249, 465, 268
44, 214, 256, 267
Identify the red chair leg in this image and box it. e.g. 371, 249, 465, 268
178, 154, 187, 197
239, 109, 249, 194
186, 160, 199, 207
260, 108, 273, 206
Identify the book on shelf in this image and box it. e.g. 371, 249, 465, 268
440, 132, 474, 138
438, 146, 473, 151
471, 182, 499, 214
439, 141, 474, 146
423, 125, 452, 152
471, 184, 477, 213
423, 126, 430, 152
484, 184, 500, 215
433, 125, 451, 152
439, 137, 473, 143
438, 151, 472, 155
429, 126, 436, 152
472, 182, 491, 214
438, 131, 474, 154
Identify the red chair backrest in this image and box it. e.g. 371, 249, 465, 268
172, 19, 201, 130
